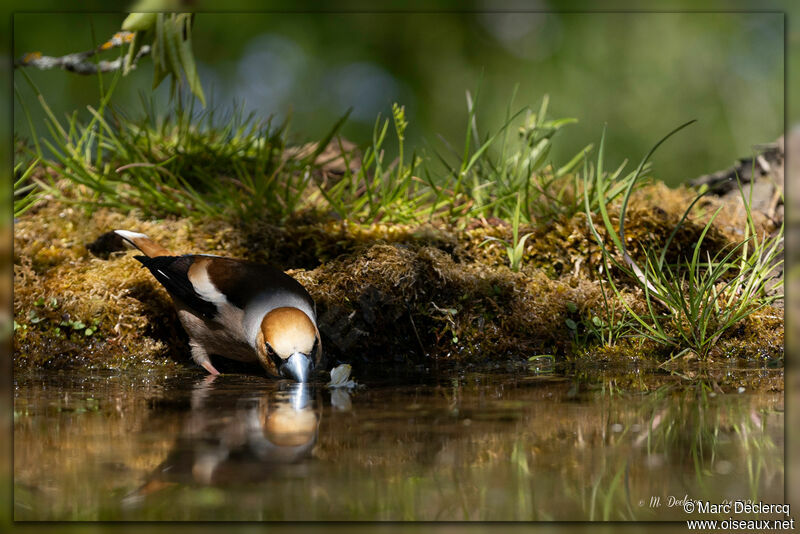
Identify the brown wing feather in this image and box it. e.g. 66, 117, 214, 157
204, 257, 315, 311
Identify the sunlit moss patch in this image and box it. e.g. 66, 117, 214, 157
13, 178, 783, 380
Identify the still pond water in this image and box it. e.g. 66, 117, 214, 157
14, 364, 784, 521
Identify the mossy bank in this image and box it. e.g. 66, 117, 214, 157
13, 178, 783, 384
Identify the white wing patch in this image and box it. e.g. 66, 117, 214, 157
187, 260, 228, 305
114, 230, 149, 240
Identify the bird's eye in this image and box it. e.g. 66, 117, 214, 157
265, 343, 283, 368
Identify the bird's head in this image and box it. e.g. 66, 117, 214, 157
258, 384, 319, 447
256, 307, 320, 382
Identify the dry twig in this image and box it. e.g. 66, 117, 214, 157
15, 31, 151, 74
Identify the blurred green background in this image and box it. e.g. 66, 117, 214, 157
12, 8, 784, 186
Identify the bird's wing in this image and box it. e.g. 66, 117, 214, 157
134, 255, 219, 319
201, 256, 315, 313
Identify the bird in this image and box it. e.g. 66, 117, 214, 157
122, 377, 319, 503
113, 230, 321, 382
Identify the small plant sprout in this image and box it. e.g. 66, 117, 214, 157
585, 277, 631, 347
480, 192, 534, 272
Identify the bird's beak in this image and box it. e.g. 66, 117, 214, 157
280, 352, 314, 383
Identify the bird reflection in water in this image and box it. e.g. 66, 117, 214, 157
125, 375, 321, 502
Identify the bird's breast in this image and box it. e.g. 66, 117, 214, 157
177, 303, 257, 362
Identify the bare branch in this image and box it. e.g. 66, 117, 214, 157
15, 31, 151, 74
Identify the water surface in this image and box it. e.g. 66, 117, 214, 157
14, 364, 784, 521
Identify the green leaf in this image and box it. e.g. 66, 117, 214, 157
514, 233, 533, 260
122, 30, 139, 76
121, 12, 157, 32
528, 138, 552, 172
152, 14, 168, 89
479, 236, 510, 248
556, 143, 592, 178
566, 302, 578, 313
535, 94, 549, 127
546, 117, 579, 130
565, 318, 577, 330
163, 16, 184, 86
176, 16, 205, 106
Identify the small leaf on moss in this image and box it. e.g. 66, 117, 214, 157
328, 364, 358, 389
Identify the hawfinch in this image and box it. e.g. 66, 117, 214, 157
114, 230, 321, 382
123, 378, 319, 501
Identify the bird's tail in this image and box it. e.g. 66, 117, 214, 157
114, 230, 172, 258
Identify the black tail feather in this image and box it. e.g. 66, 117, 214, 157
135, 255, 218, 319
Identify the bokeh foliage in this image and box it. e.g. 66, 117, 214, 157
13, 9, 784, 186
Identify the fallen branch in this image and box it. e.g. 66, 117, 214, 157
15, 31, 151, 74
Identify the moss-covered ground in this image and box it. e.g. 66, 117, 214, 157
13, 176, 783, 386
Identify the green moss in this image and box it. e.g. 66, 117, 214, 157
13, 180, 783, 380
